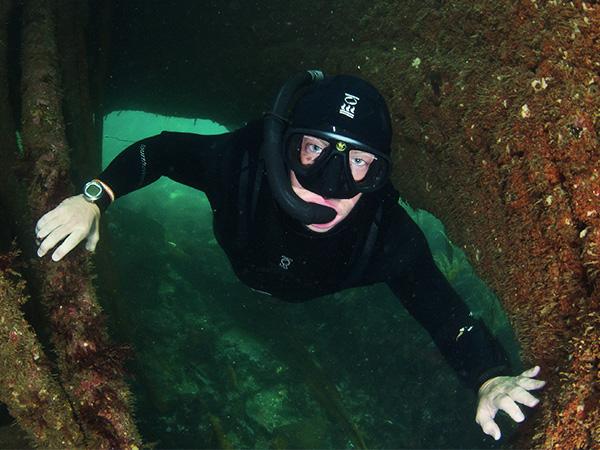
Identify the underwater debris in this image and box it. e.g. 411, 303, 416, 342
14, 131, 23, 156
530, 78, 549, 92
245, 385, 296, 433
208, 414, 233, 449
275, 335, 368, 449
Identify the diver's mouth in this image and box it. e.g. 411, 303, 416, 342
306, 199, 340, 226
305, 205, 341, 230
308, 218, 338, 229
306, 196, 338, 211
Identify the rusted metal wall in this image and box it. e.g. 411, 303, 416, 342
345, 1, 599, 447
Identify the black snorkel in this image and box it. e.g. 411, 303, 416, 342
261, 70, 337, 224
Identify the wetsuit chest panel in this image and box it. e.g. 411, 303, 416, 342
232, 186, 358, 301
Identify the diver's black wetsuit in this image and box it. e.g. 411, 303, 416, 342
98, 120, 510, 389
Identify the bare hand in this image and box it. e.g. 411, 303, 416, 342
476, 366, 546, 440
35, 194, 100, 261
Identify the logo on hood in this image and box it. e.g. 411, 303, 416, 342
339, 93, 360, 119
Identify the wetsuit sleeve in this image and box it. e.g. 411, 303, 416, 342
95, 130, 234, 211
384, 209, 511, 391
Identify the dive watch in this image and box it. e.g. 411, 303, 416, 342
83, 180, 104, 202
82, 179, 113, 211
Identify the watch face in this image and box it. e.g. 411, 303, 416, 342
84, 181, 103, 201
86, 184, 102, 197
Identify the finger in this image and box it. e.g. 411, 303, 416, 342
496, 394, 525, 422
478, 416, 501, 441
85, 232, 99, 251
35, 209, 59, 234
520, 366, 540, 378
517, 377, 546, 391
475, 403, 500, 440
51, 230, 86, 261
476, 402, 495, 425
37, 225, 69, 257
510, 387, 540, 408
36, 216, 63, 239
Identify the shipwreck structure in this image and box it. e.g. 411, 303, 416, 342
0, 0, 597, 448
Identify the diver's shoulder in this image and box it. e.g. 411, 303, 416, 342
378, 181, 400, 206
377, 184, 421, 233
155, 118, 263, 142
231, 118, 264, 143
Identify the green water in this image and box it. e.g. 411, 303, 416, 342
98, 111, 519, 449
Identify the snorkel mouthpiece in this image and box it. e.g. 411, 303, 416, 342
262, 70, 337, 224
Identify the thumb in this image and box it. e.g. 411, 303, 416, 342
85, 207, 100, 252
85, 228, 100, 252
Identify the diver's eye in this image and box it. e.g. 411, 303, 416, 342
306, 143, 323, 154
351, 157, 366, 167
299, 135, 329, 166
349, 151, 376, 167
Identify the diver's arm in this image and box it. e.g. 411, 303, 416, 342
96, 130, 234, 211
383, 214, 544, 439
385, 224, 511, 390
35, 127, 243, 261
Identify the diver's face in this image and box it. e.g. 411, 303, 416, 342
290, 170, 362, 233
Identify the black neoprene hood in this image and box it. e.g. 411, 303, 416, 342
288, 75, 392, 155
262, 71, 392, 223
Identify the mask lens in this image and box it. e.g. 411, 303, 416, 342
298, 135, 330, 167
286, 131, 390, 194
348, 150, 378, 181
349, 149, 388, 191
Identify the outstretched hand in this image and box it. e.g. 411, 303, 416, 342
476, 365, 546, 440
35, 194, 101, 261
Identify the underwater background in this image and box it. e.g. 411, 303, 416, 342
1, 0, 598, 448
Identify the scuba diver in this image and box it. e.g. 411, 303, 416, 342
35, 71, 545, 441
